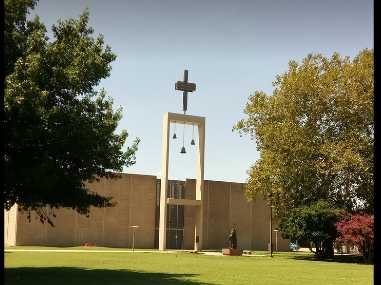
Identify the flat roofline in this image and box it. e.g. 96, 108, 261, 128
113, 171, 246, 185
103, 172, 158, 179
155, 177, 246, 185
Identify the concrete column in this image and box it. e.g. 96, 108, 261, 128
159, 113, 170, 250
194, 120, 205, 251
4, 204, 18, 246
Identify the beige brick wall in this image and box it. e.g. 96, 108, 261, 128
15, 174, 156, 248
183, 179, 196, 249
204, 181, 230, 249
9, 173, 289, 251
183, 179, 290, 251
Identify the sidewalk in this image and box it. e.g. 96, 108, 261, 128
5, 248, 267, 256
5, 248, 171, 253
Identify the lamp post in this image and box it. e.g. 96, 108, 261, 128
270, 205, 275, 257
130, 225, 140, 251
274, 229, 279, 252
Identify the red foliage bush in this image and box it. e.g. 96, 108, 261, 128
336, 214, 373, 260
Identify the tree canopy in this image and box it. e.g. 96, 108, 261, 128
234, 50, 373, 216
4, 0, 139, 223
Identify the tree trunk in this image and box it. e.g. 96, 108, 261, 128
308, 242, 315, 253
321, 239, 334, 257
314, 241, 321, 256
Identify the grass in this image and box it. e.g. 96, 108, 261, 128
4, 247, 373, 285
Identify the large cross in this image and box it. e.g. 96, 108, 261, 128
175, 70, 196, 114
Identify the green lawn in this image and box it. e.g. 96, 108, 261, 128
4, 247, 373, 285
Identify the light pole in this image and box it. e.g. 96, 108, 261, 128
130, 225, 139, 251
270, 205, 275, 257
274, 229, 279, 252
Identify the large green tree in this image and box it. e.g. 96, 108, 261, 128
234, 50, 373, 216
4, 0, 139, 223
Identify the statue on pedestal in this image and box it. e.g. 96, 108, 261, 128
222, 226, 242, 256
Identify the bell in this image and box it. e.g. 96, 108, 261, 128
180, 146, 186, 154
190, 139, 195, 145
173, 133, 177, 139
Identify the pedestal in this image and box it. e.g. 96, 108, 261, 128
222, 248, 243, 256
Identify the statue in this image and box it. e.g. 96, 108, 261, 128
228, 226, 237, 249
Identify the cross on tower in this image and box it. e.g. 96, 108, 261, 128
175, 70, 196, 114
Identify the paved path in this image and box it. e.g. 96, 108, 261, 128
5, 248, 267, 256
200, 252, 267, 257
5, 249, 169, 253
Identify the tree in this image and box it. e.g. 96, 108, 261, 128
234, 50, 373, 216
279, 201, 342, 257
4, 0, 139, 224
336, 213, 374, 261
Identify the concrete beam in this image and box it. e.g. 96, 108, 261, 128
166, 198, 201, 206
167, 112, 204, 125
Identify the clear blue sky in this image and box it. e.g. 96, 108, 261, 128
30, 0, 373, 182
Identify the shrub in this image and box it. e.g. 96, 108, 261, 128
336, 214, 374, 261
279, 201, 342, 257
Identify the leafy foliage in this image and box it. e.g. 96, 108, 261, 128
4, 0, 139, 223
234, 50, 373, 216
336, 214, 374, 261
4, 0, 38, 76
279, 201, 342, 257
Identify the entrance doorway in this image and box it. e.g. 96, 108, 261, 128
155, 180, 185, 249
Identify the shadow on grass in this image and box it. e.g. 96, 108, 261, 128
288, 254, 372, 265
5, 267, 213, 285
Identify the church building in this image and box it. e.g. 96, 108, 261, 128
4, 173, 290, 251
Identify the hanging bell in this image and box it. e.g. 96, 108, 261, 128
190, 124, 196, 146
173, 122, 177, 139
180, 146, 186, 154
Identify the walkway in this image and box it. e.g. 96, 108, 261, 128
5, 248, 267, 256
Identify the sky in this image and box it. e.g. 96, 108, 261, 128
30, 0, 373, 182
